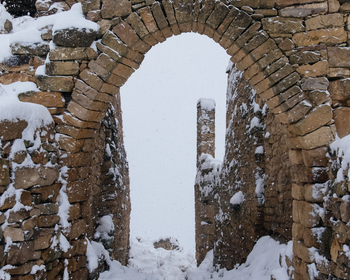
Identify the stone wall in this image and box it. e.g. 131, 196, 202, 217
2, 0, 350, 279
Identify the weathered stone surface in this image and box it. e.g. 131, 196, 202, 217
328, 68, 350, 78
297, 61, 328, 78
308, 90, 329, 106
67, 180, 90, 203
31, 184, 61, 203
34, 235, 51, 250
262, 17, 305, 34
45, 61, 80, 76
292, 28, 347, 47
37, 75, 74, 92
293, 200, 321, 227
305, 13, 343, 31
276, 0, 325, 8
279, 2, 328, 18
0, 120, 28, 141
297, 126, 335, 149
18, 91, 65, 108
53, 28, 98, 48
304, 183, 328, 202
7, 241, 36, 265
72, 91, 109, 112
49, 47, 87, 61
10, 42, 49, 56
67, 101, 106, 122
38, 215, 60, 227
328, 79, 350, 101
288, 105, 332, 136
101, 0, 132, 18
301, 77, 329, 91
82, 0, 101, 14
0, 159, 10, 186
4, 227, 24, 242
302, 147, 328, 167
67, 219, 86, 240
334, 107, 350, 138
79, 69, 103, 91
14, 166, 59, 189
328, 47, 350, 68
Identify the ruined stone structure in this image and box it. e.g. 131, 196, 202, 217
1, 0, 350, 279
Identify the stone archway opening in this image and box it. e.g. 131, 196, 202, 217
120, 32, 229, 254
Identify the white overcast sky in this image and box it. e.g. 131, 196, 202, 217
121, 32, 230, 254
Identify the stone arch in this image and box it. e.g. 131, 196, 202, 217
1, 0, 348, 279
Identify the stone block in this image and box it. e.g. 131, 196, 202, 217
18, 91, 65, 108
7, 241, 35, 265
292, 183, 304, 200
279, 2, 327, 17
36, 203, 59, 215
305, 13, 343, 31
37, 215, 60, 227
34, 235, 51, 250
292, 28, 347, 47
62, 113, 101, 130
216, 8, 239, 35
222, 10, 252, 42
67, 180, 90, 203
293, 200, 321, 227
292, 222, 304, 241
302, 147, 328, 168
162, 0, 177, 26
112, 22, 140, 47
303, 183, 328, 202
206, 2, 230, 30
266, 85, 301, 110
276, 0, 325, 8
22, 216, 38, 231
45, 61, 80, 76
101, 0, 131, 18
328, 79, 350, 101
126, 12, 150, 40
75, 80, 114, 103
340, 200, 350, 223
72, 91, 110, 112
111, 63, 134, 79
10, 42, 49, 56
334, 107, 350, 139
56, 125, 97, 140
328, 47, 350, 68
139, 6, 159, 34
67, 219, 86, 240
79, 69, 103, 91
297, 126, 335, 150
4, 227, 24, 242
301, 77, 329, 91
308, 90, 329, 106
49, 47, 87, 61
37, 75, 74, 92
328, 68, 350, 78
53, 28, 97, 48
0, 158, 10, 186
261, 17, 305, 34
68, 203, 81, 221
297, 61, 328, 78
152, 2, 169, 30
58, 134, 84, 153
14, 166, 59, 190
293, 240, 314, 263
82, 0, 101, 14
288, 105, 332, 136
289, 50, 320, 65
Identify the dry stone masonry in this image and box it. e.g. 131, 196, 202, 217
1, 0, 350, 279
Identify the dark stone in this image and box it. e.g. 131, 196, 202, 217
53, 28, 98, 48
3, 55, 30, 67
1, 0, 36, 17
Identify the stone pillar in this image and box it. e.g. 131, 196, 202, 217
195, 98, 216, 265
196, 99, 216, 162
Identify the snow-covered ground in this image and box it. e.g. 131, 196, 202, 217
94, 236, 293, 280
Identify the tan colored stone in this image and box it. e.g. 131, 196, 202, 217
328, 68, 350, 78
304, 183, 328, 202
334, 107, 350, 139
112, 22, 140, 47
56, 125, 97, 139
277, 0, 325, 8
45, 61, 79, 76
151, 2, 169, 30
340, 200, 350, 223
293, 200, 321, 227
328, 47, 350, 68
292, 184, 304, 200
288, 105, 332, 136
49, 47, 87, 61
75, 80, 114, 103
22, 216, 38, 231
279, 2, 327, 18
36, 74, 74, 93
0, 158, 10, 186
34, 235, 51, 250
4, 227, 24, 242
305, 13, 343, 31
14, 166, 59, 189
301, 77, 329, 91
126, 12, 151, 40
37, 215, 60, 228
296, 61, 328, 78
297, 126, 335, 150
308, 90, 330, 106
302, 147, 328, 167
67, 219, 86, 240
18, 91, 65, 108
36, 203, 59, 215
329, 0, 340, 12
68, 203, 81, 221
293, 240, 314, 263
276, 100, 312, 124
328, 79, 350, 101
0, 73, 36, 85
293, 28, 347, 47
292, 222, 304, 241
67, 180, 90, 203
262, 17, 305, 34
79, 69, 103, 91
340, 2, 350, 12
101, 0, 131, 18
31, 184, 61, 203
289, 149, 303, 165
62, 112, 101, 130
58, 134, 84, 153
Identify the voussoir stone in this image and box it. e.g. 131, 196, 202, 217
261, 17, 305, 34
297, 126, 335, 149
53, 28, 98, 48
